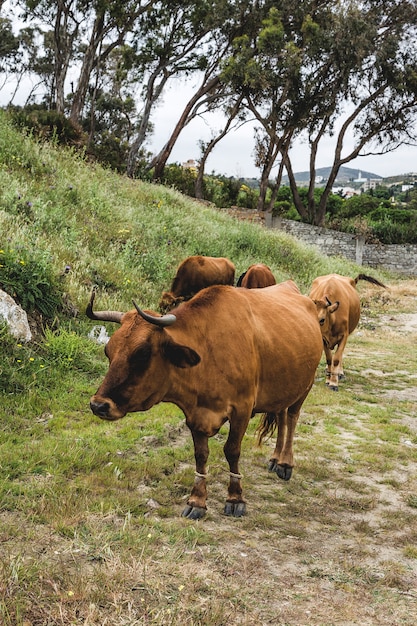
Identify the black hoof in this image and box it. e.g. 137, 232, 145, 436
268, 460, 292, 481
224, 501, 246, 517
181, 504, 206, 520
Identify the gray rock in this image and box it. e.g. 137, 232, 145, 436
0, 289, 32, 342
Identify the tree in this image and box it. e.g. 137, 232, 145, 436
222, 1, 417, 225
148, 0, 256, 181
194, 95, 244, 199
125, 0, 225, 178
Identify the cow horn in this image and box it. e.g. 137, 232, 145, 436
325, 296, 332, 307
86, 290, 124, 323
132, 301, 177, 327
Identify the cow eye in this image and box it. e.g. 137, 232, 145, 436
129, 344, 151, 372
319, 318, 325, 326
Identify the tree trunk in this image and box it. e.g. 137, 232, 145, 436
267, 157, 285, 212
150, 75, 221, 181
195, 97, 243, 199
283, 153, 309, 221
126, 68, 170, 178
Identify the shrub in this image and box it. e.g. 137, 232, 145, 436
0, 247, 63, 318
8, 105, 84, 146
161, 163, 197, 197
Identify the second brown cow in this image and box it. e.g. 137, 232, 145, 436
236, 263, 276, 288
159, 255, 235, 312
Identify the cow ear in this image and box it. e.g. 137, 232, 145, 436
162, 339, 201, 368
329, 301, 340, 313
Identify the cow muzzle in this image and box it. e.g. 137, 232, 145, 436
90, 397, 126, 420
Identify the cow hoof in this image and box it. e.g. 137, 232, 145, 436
224, 501, 246, 517
181, 505, 206, 520
268, 460, 292, 481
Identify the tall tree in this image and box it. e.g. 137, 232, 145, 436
194, 94, 244, 199
148, 0, 255, 180
125, 0, 224, 178
69, 0, 155, 125
222, 0, 417, 224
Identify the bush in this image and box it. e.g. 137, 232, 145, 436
8, 105, 84, 146
371, 220, 417, 244
161, 164, 198, 197
0, 247, 63, 318
368, 207, 417, 224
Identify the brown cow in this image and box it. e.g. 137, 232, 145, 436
87, 282, 322, 519
309, 273, 386, 390
236, 263, 276, 288
159, 255, 235, 312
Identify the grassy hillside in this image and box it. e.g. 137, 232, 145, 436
1, 112, 416, 626
0, 110, 384, 316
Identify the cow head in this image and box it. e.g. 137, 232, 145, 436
86, 292, 200, 420
313, 296, 340, 330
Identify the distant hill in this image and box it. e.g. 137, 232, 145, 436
282, 165, 383, 184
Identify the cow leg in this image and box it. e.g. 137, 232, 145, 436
269, 392, 310, 480
181, 430, 209, 520
324, 344, 333, 383
223, 414, 250, 517
328, 336, 347, 391
268, 409, 291, 480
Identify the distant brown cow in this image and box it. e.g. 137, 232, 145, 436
309, 273, 386, 390
159, 255, 235, 312
237, 263, 276, 288
87, 282, 322, 519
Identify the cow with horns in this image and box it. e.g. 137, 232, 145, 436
158, 255, 235, 313
309, 273, 386, 391
87, 281, 322, 519
236, 263, 276, 289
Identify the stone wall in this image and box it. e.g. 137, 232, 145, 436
265, 214, 417, 277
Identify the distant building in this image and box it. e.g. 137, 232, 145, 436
353, 171, 368, 183
182, 159, 197, 169
331, 186, 358, 198
361, 178, 381, 192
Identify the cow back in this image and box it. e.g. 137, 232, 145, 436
237, 263, 276, 289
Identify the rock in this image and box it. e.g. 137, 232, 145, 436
88, 325, 110, 344
0, 289, 32, 342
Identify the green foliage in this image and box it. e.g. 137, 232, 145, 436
161, 163, 198, 197
371, 219, 417, 244
42, 326, 102, 372
8, 105, 84, 146
338, 194, 383, 218
0, 247, 63, 318
0, 322, 32, 394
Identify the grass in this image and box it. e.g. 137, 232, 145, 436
1, 110, 417, 624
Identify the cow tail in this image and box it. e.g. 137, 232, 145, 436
355, 274, 386, 289
256, 412, 278, 446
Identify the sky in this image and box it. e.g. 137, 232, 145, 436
148, 81, 417, 180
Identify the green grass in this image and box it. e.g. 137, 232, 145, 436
1, 110, 417, 625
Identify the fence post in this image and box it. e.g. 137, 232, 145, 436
355, 235, 365, 266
